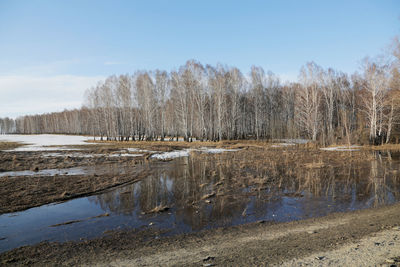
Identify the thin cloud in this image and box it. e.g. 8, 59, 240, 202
0, 59, 83, 76
0, 75, 104, 118
279, 72, 298, 84
104, 61, 123, 66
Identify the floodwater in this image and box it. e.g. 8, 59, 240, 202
0, 164, 137, 178
1, 151, 400, 252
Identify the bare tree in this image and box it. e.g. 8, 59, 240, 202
359, 58, 389, 144
295, 62, 322, 141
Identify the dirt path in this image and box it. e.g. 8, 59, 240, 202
281, 228, 400, 266
104, 203, 400, 267
2, 203, 400, 266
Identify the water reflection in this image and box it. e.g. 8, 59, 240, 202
2, 151, 400, 253
0, 162, 142, 178
91, 151, 400, 231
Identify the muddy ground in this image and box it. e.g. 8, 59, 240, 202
1, 140, 400, 266
1, 202, 400, 266
0, 145, 155, 213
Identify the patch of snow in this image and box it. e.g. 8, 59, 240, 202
0, 134, 92, 151
42, 152, 98, 158
197, 147, 240, 153
276, 139, 310, 144
108, 153, 143, 157
150, 147, 241, 160
26, 147, 83, 152
320, 145, 361, 152
271, 143, 296, 148
150, 149, 192, 160
42, 152, 143, 158
125, 148, 155, 153
0, 167, 87, 178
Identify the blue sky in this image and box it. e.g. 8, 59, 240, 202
0, 0, 399, 118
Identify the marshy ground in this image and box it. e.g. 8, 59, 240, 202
1, 138, 400, 266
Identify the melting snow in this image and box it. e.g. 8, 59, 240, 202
276, 139, 310, 144
42, 152, 143, 158
150, 147, 241, 160
150, 149, 192, 160
0, 167, 87, 178
320, 145, 361, 151
108, 153, 143, 157
197, 147, 240, 153
125, 148, 155, 153
271, 143, 296, 148
0, 134, 92, 151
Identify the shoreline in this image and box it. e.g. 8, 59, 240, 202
1, 202, 400, 266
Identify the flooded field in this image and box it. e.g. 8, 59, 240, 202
1, 146, 400, 253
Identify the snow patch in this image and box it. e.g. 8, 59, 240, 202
0, 134, 92, 151
108, 153, 143, 157
42, 152, 143, 158
271, 143, 295, 148
150, 149, 192, 160
125, 148, 155, 153
150, 147, 241, 160
0, 167, 87, 178
320, 145, 361, 151
276, 139, 310, 144
197, 147, 240, 153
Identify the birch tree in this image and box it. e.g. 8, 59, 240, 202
295, 62, 322, 141
359, 58, 389, 144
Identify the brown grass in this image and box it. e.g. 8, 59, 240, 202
143, 205, 170, 214
0, 141, 25, 150
363, 143, 400, 151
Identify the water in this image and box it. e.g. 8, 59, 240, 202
1, 151, 400, 252
0, 164, 136, 178
0, 167, 87, 178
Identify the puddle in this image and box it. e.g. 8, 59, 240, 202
0, 164, 137, 178
42, 152, 143, 158
0, 167, 87, 178
1, 152, 400, 253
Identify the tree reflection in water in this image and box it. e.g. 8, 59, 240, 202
90, 151, 400, 232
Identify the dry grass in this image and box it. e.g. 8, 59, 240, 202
0, 141, 25, 150
363, 144, 400, 151
143, 205, 170, 214
304, 161, 325, 169
0, 168, 151, 214
80, 140, 317, 157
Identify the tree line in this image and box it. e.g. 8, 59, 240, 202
3, 38, 400, 145
0, 117, 16, 134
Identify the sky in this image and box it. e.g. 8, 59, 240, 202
0, 0, 399, 118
